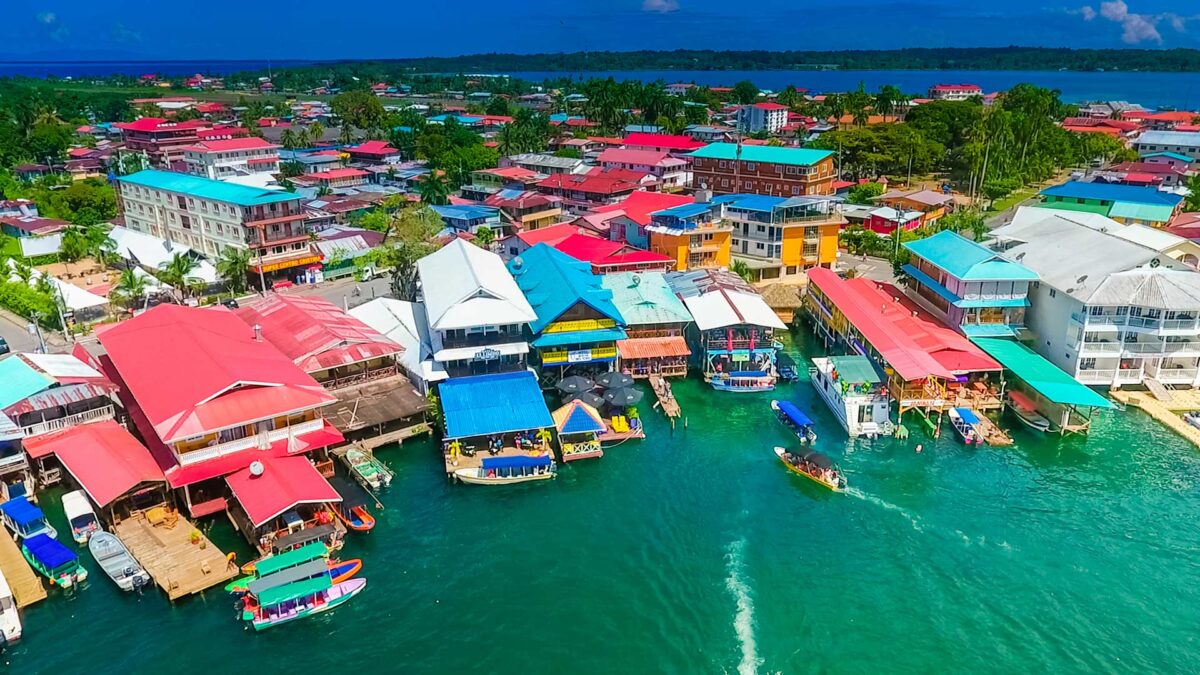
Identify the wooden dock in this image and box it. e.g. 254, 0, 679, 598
1112, 389, 1200, 449
113, 510, 237, 601
351, 422, 430, 452
649, 376, 681, 418
975, 415, 1013, 446
0, 530, 46, 608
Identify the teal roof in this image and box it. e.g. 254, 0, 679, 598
961, 324, 1021, 338
531, 327, 627, 348
119, 170, 300, 207
903, 231, 1038, 281
688, 143, 833, 167
971, 338, 1115, 409
1143, 152, 1194, 163
0, 356, 54, 409
902, 265, 1030, 309
1108, 201, 1176, 223
601, 273, 693, 326
508, 244, 625, 334
827, 355, 881, 384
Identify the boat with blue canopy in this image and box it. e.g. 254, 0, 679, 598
711, 370, 775, 393
948, 408, 982, 445
0, 497, 57, 541
453, 454, 556, 485
770, 400, 818, 444
21, 533, 87, 589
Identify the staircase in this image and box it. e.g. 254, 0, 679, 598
1145, 378, 1174, 402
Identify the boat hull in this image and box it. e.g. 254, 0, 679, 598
562, 449, 604, 462
334, 505, 376, 532
329, 559, 362, 585
453, 469, 556, 485
1010, 407, 1052, 433
773, 447, 844, 492
249, 578, 367, 631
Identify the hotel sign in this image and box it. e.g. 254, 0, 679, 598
255, 254, 323, 274
473, 348, 501, 362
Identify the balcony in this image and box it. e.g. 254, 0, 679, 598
20, 405, 115, 438
0, 452, 29, 475
440, 331, 525, 349
1076, 369, 1116, 384
176, 418, 326, 466
541, 345, 618, 366
1079, 341, 1122, 355
1147, 364, 1199, 384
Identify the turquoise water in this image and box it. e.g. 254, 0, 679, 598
9, 330, 1200, 673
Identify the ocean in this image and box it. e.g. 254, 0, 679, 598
8, 329, 1200, 673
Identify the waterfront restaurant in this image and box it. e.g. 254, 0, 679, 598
551, 399, 606, 462
507, 243, 628, 384
0, 352, 117, 439
666, 268, 786, 381
437, 371, 555, 476
417, 238, 538, 379
234, 294, 429, 436
601, 272, 693, 378
224, 455, 343, 555
96, 305, 344, 519
804, 267, 1003, 425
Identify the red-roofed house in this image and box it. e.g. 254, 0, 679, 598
929, 84, 982, 101
197, 127, 250, 141
551, 232, 676, 274
1125, 110, 1200, 130
589, 190, 695, 246
598, 148, 691, 190
536, 169, 647, 212
95, 304, 343, 517
622, 132, 706, 156
183, 136, 280, 180
344, 140, 401, 163
114, 117, 213, 166
737, 102, 789, 133
0, 215, 69, 238
297, 168, 369, 189
224, 454, 342, 554
500, 222, 589, 259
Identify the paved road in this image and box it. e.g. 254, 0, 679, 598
285, 275, 394, 311
0, 307, 46, 353
838, 254, 897, 284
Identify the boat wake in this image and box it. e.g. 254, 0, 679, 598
725, 538, 761, 675
843, 487, 926, 533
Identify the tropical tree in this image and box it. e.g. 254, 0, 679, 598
216, 246, 252, 295
157, 251, 201, 301
58, 227, 89, 272
729, 259, 755, 283
1186, 175, 1200, 212
10, 258, 34, 284
306, 121, 326, 146
416, 171, 452, 206
111, 267, 148, 311
279, 127, 302, 150
474, 226, 495, 250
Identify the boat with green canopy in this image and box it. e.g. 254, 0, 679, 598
240, 573, 367, 631
229, 542, 329, 591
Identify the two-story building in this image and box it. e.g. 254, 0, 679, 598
601, 272, 693, 378
646, 201, 734, 271
483, 190, 564, 232
1037, 181, 1184, 228
431, 204, 504, 237
117, 170, 318, 285
508, 243, 628, 382
597, 148, 690, 190
621, 132, 706, 157
417, 238, 538, 379
1134, 130, 1200, 161
689, 144, 836, 197
536, 169, 647, 213
500, 153, 586, 176
183, 137, 280, 181
928, 84, 982, 101
901, 230, 1039, 338
877, 189, 955, 228
297, 168, 370, 190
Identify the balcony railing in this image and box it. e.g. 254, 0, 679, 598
1076, 369, 1117, 383
177, 418, 325, 466
0, 453, 29, 474
21, 405, 115, 438
1147, 366, 1198, 383
440, 332, 525, 349
1079, 342, 1123, 354
320, 365, 399, 390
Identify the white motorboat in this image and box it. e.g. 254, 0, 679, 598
88, 532, 150, 592
62, 490, 99, 545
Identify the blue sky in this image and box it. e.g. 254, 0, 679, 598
4, 0, 1199, 60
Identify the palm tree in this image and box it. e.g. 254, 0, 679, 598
279, 127, 301, 150
535, 428, 553, 452
338, 125, 356, 147
111, 268, 148, 311
730, 259, 756, 284
473, 226, 495, 250
307, 121, 325, 146
11, 259, 34, 284
157, 252, 201, 302
59, 227, 89, 273
417, 171, 451, 206
216, 246, 252, 295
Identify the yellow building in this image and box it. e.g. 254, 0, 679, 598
720, 193, 843, 281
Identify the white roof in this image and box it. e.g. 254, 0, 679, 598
869, 206, 922, 221
433, 340, 529, 363
681, 288, 786, 331
1137, 130, 1200, 148
1009, 206, 1188, 253
349, 298, 448, 384
51, 277, 109, 311
22, 352, 104, 379
416, 238, 536, 331
1087, 269, 1200, 310
107, 226, 218, 284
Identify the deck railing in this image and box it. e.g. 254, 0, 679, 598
21, 405, 114, 438
177, 418, 326, 466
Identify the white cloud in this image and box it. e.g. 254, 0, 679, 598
642, 0, 680, 13
1076, 1, 1181, 44
1080, 6, 1097, 21
36, 12, 56, 25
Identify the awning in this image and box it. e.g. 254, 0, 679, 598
481, 454, 552, 470
253, 541, 328, 577
0, 497, 44, 528
776, 400, 814, 427
954, 407, 980, 425
972, 338, 1115, 409
433, 341, 529, 363
616, 335, 691, 359
247, 559, 329, 596
225, 455, 341, 527
25, 420, 165, 507
255, 574, 332, 606
531, 327, 627, 348
552, 400, 605, 435
272, 524, 336, 553
439, 371, 553, 440
23, 533, 75, 569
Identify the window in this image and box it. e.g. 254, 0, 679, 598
719, 160, 728, 169
1049, 288, 1057, 297
746, 163, 757, 171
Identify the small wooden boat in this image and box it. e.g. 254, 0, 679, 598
88, 531, 150, 592
773, 446, 846, 492
1008, 391, 1052, 433
342, 449, 393, 491
454, 454, 556, 485
948, 408, 983, 445
242, 577, 367, 631
328, 559, 362, 584
771, 400, 818, 444
0, 497, 57, 541
333, 504, 376, 532
62, 490, 100, 545
777, 365, 799, 382
711, 370, 775, 393
21, 534, 87, 589
0, 570, 22, 644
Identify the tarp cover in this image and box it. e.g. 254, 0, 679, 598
481, 455, 552, 470
954, 408, 981, 425
777, 401, 814, 427
1, 496, 44, 528
271, 524, 336, 554
256, 574, 332, 607
24, 533, 75, 569
247, 559, 329, 596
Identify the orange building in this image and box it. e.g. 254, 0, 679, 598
876, 188, 956, 228
645, 202, 733, 271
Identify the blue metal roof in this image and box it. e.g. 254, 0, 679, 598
439, 371, 554, 440
508, 244, 625, 334
431, 204, 499, 222
24, 533, 76, 570
482, 455, 552, 470
427, 114, 483, 125
903, 231, 1038, 281
652, 202, 713, 219
776, 400, 814, 427
119, 170, 299, 207
530, 327, 627, 348
1040, 181, 1184, 206
712, 193, 792, 213
601, 272, 693, 326
1143, 151, 1194, 163
1, 496, 44, 528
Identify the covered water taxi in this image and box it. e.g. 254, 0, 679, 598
773, 447, 847, 491
770, 400, 817, 444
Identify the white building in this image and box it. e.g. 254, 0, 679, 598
183, 137, 280, 181
736, 103, 788, 134
990, 213, 1200, 388
928, 84, 983, 101
416, 238, 537, 379
349, 298, 447, 395
1133, 130, 1200, 161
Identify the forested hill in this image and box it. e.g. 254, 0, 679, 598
348, 47, 1200, 73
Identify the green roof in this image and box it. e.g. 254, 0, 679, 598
119, 170, 301, 207
255, 574, 332, 607
252, 542, 328, 577
828, 355, 881, 384
688, 143, 833, 167
601, 272, 693, 326
1108, 201, 1176, 223
971, 338, 1115, 409
903, 231, 1038, 282
0, 356, 53, 410
961, 324, 1020, 338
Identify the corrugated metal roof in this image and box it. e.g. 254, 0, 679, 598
508, 244, 625, 333
439, 371, 553, 439
688, 143, 833, 167
904, 231, 1037, 281
119, 170, 298, 207
601, 272, 693, 326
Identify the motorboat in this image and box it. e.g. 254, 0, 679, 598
62, 490, 100, 545
1008, 391, 1052, 433
0, 497, 57, 541
948, 408, 983, 445
88, 531, 150, 592
773, 446, 846, 492
770, 400, 818, 444
454, 455, 556, 485
0, 571, 21, 643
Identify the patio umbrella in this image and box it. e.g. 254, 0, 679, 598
602, 386, 643, 407
556, 375, 595, 394
567, 392, 605, 408
596, 372, 634, 389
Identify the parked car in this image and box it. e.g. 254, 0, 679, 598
0, 337, 9, 355
221, 298, 239, 310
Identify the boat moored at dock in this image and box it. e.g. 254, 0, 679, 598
948, 408, 983, 445
87, 532, 150, 592
711, 370, 775, 392
773, 447, 847, 492
453, 455, 556, 485
0, 498, 57, 542
61, 491, 99, 545
1008, 391, 1052, 433
241, 575, 367, 631
809, 356, 893, 438
770, 400, 818, 444
0, 570, 21, 644
21, 534, 86, 589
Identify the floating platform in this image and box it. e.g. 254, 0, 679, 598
1112, 389, 1200, 450
113, 510, 237, 601
443, 445, 554, 476
975, 414, 1013, 446
0, 529, 46, 608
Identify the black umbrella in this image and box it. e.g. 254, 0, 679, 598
602, 386, 643, 407
567, 392, 605, 408
596, 372, 634, 389
556, 375, 595, 394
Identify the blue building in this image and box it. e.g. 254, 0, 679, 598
430, 204, 504, 237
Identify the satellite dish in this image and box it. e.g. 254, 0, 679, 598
249, 461, 265, 477
511, 256, 524, 270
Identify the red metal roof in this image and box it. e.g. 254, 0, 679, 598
23, 421, 165, 506
96, 305, 336, 444
233, 294, 403, 373
345, 140, 399, 156
537, 170, 643, 195
598, 148, 676, 167
225, 455, 340, 527
622, 132, 705, 151
806, 268, 1000, 381
184, 137, 279, 153
753, 102, 788, 110
931, 84, 982, 91
480, 166, 540, 180
114, 118, 211, 133
306, 168, 368, 180
552, 233, 674, 269
483, 190, 560, 210
515, 223, 587, 247
589, 191, 694, 226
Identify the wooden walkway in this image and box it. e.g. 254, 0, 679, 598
649, 376, 681, 418
0, 530, 45, 608
1112, 390, 1200, 450
975, 415, 1013, 446
352, 422, 430, 452
113, 511, 236, 601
